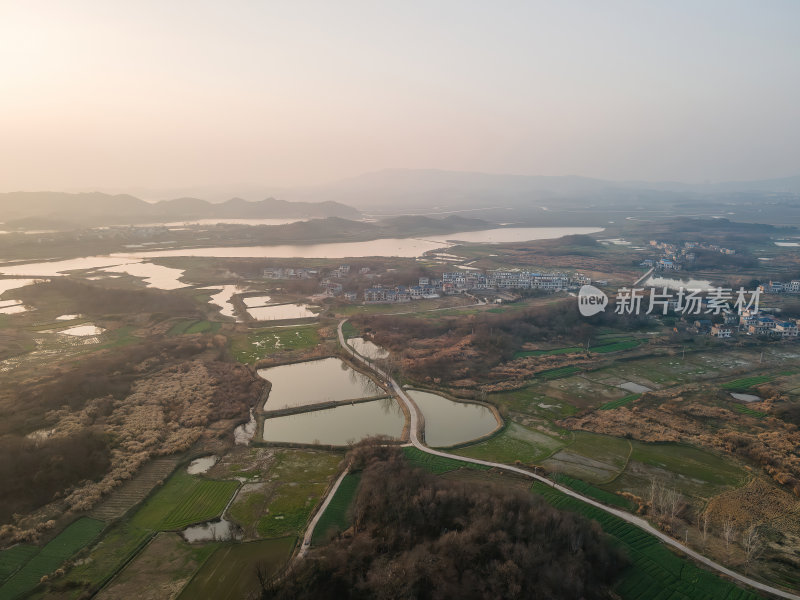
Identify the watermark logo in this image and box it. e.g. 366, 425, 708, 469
578, 285, 608, 316
578, 285, 761, 317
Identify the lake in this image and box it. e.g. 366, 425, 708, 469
0, 226, 603, 288
261, 398, 405, 445
258, 357, 383, 410
117, 226, 603, 259
206, 285, 245, 318
406, 390, 499, 447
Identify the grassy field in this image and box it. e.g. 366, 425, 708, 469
230, 325, 319, 363
489, 385, 578, 419
257, 482, 328, 538
177, 538, 295, 600
311, 473, 362, 545
599, 393, 641, 410
402, 446, 489, 474
608, 442, 747, 500
0, 518, 105, 600
239, 450, 342, 539
531, 481, 761, 600
167, 319, 221, 336
341, 320, 360, 340
46, 521, 154, 599
95, 532, 217, 600
132, 471, 238, 530
452, 422, 563, 464
543, 432, 631, 484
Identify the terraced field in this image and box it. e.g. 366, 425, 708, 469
402, 446, 489, 474
0, 518, 105, 600
91, 457, 181, 521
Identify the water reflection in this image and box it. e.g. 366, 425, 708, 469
258, 358, 382, 410
261, 398, 404, 445
407, 390, 499, 447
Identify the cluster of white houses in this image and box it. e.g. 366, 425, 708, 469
364, 270, 587, 303
706, 309, 799, 338
760, 280, 800, 294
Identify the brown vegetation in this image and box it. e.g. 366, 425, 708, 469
560, 388, 800, 497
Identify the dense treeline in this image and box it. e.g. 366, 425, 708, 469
356, 299, 648, 380
264, 446, 627, 600
16, 279, 197, 316
0, 431, 110, 523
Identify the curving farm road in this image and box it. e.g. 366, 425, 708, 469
336, 319, 800, 600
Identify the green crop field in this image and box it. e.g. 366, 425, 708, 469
132, 471, 238, 530
0, 518, 105, 600
452, 422, 563, 464
513, 346, 584, 359
161, 480, 240, 530
599, 394, 641, 410
178, 538, 295, 600
402, 446, 489, 474
312, 473, 362, 545
553, 474, 635, 510
530, 482, 761, 600
537, 365, 582, 380
731, 403, 767, 419
721, 375, 773, 390
0, 546, 37, 585
592, 339, 641, 353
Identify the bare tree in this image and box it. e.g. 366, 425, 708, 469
742, 525, 763, 573
699, 512, 710, 549
722, 517, 736, 554
664, 487, 681, 522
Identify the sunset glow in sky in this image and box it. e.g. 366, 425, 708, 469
1, 1, 798, 192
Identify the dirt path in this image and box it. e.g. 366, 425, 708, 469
298, 466, 350, 558
336, 318, 800, 600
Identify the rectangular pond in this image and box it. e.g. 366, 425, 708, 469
258, 357, 383, 410
261, 398, 405, 446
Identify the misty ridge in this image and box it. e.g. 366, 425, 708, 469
0, 191, 360, 229
3, 169, 800, 231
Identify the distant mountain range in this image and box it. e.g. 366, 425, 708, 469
0, 192, 361, 229
3, 170, 799, 230
278, 169, 800, 211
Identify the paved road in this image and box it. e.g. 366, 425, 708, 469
336, 319, 800, 600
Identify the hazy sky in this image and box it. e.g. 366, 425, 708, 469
1, 1, 798, 193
